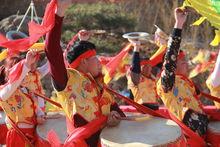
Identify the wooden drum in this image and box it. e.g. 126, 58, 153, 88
36, 114, 67, 147
100, 113, 187, 147
0, 111, 7, 145
207, 121, 220, 147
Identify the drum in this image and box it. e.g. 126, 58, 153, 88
0, 111, 8, 145
36, 114, 67, 147
100, 113, 187, 147
207, 121, 220, 147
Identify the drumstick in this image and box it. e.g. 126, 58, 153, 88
45, 113, 63, 119
117, 116, 151, 121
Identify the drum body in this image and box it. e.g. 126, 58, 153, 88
36, 115, 67, 147
100, 113, 187, 147
0, 111, 7, 145
207, 121, 220, 147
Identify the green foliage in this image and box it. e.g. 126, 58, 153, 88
61, 2, 136, 53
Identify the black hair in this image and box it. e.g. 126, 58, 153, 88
66, 41, 96, 64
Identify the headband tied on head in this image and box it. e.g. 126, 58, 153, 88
68, 49, 96, 69
66, 40, 97, 69
178, 50, 186, 60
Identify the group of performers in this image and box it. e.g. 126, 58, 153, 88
0, 0, 219, 146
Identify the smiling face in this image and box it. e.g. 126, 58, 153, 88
142, 64, 152, 77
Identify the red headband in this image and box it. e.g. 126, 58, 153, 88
178, 51, 186, 60
69, 50, 96, 69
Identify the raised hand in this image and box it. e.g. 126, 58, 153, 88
174, 8, 188, 29
37, 115, 46, 125
78, 29, 90, 41
56, 0, 73, 17
24, 50, 38, 69
107, 111, 121, 127
128, 39, 141, 52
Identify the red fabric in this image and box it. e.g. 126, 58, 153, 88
1, 38, 31, 55
0, 0, 57, 55
98, 56, 113, 65
7, 60, 25, 84
141, 47, 166, 66
28, 0, 57, 44
120, 105, 171, 118
106, 87, 166, 118
63, 33, 80, 67
120, 105, 219, 146
0, 60, 25, 90
0, 124, 8, 144
140, 48, 185, 66
6, 128, 35, 147
66, 33, 79, 51
44, 130, 62, 147
45, 15, 68, 89
64, 116, 107, 147
36, 136, 51, 147
111, 87, 206, 146
66, 117, 75, 135
178, 51, 186, 60
33, 92, 62, 108
201, 92, 220, 104
105, 44, 132, 78
167, 134, 187, 147
203, 106, 220, 121
69, 50, 96, 69
168, 112, 206, 147
0, 34, 8, 43
207, 129, 220, 147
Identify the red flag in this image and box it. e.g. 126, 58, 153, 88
8, 60, 25, 84
66, 33, 79, 51
104, 44, 132, 84
141, 45, 166, 66
29, 0, 57, 44
0, 34, 8, 43
0, 60, 25, 90
98, 56, 113, 65
64, 115, 107, 147
47, 130, 62, 147
1, 38, 31, 55
0, 0, 57, 54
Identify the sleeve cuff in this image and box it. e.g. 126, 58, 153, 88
172, 28, 182, 37
55, 14, 64, 22
23, 63, 31, 74
131, 52, 141, 73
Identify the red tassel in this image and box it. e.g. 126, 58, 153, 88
47, 130, 62, 147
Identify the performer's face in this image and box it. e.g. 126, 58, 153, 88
142, 64, 152, 77
176, 57, 189, 76
85, 56, 102, 77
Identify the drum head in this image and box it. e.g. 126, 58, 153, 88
100, 113, 182, 147
37, 114, 67, 143
122, 32, 150, 40
0, 111, 6, 124
208, 121, 220, 133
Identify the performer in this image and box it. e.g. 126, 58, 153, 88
21, 57, 49, 113
126, 40, 159, 110
45, 0, 125, 146
0, 51, 46, 147
206, 49, 220, 110
156, 8, 209, 136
